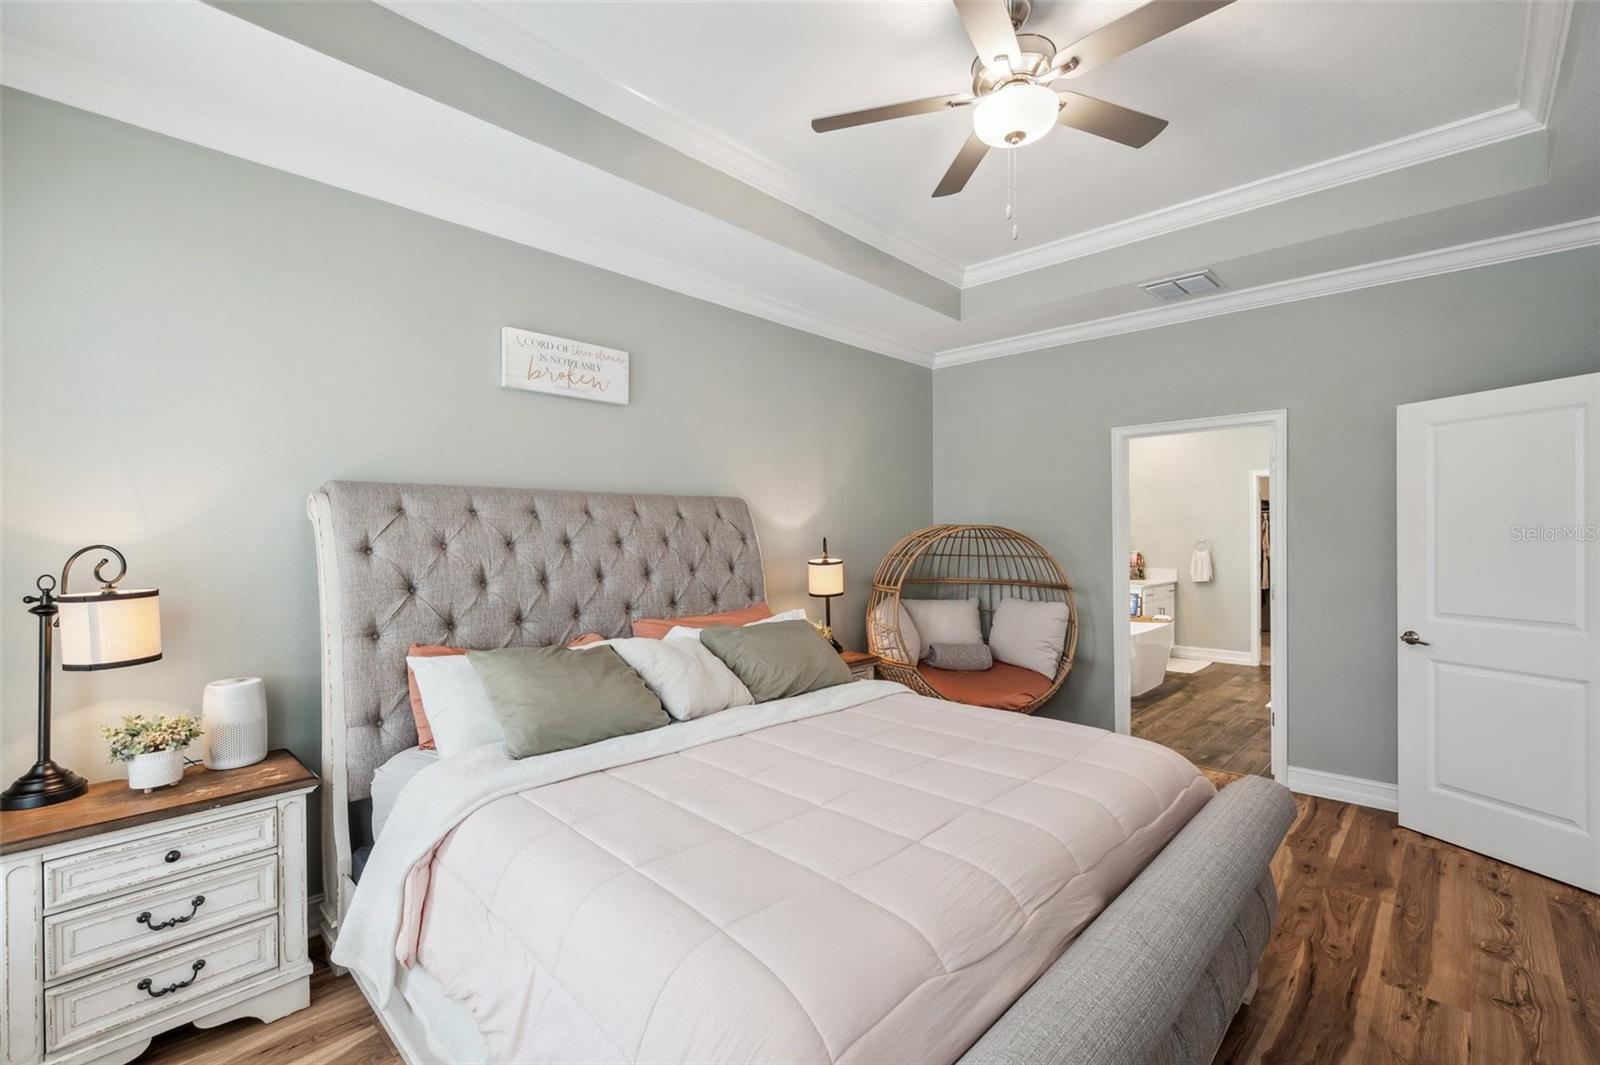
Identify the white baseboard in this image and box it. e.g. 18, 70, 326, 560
1285, 766, 1399, 812
1171, 645, 1257, 667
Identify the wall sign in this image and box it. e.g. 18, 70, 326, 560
500, 327, 630, 405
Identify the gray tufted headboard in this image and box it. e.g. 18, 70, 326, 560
307, 480, 765, 940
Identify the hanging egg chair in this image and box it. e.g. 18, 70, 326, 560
867, 524, 1078, 713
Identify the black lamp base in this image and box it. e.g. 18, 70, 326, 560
0, 760, 88, 811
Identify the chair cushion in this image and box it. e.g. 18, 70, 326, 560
918, 661, 1053, 711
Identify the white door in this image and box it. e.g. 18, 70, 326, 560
1398, 374, 1599, 891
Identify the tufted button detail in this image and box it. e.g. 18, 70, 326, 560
436, 538, 448, 552
505, 537, 515, 550
514, 612, 524, 625
405, 584, 416, 595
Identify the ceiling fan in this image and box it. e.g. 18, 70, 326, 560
811, 0, 1234, 198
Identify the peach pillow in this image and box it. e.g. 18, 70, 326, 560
405, 634, 603, 749
630, 603, 772, 640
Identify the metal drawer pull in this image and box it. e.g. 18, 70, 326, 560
136, 959, 205, 998
164, 850, 181, 863
137, 895, 205, 931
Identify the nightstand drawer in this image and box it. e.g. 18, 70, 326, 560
44, 806, 277, 912
45, 915, 279, 1053
44, 852, 279, 983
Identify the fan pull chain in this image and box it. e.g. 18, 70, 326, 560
1006, 148, 1019, 241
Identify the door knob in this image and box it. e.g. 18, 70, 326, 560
1400, 630, 1430, 646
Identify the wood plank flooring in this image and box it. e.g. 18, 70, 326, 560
137, 774, 1600, 1065
137, 941, 399, 1065
1207, 768, 1600, 1065
1133, 655, 1272, 776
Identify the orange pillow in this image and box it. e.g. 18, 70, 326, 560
405, 634, 604, 750
629, 603, 772, 640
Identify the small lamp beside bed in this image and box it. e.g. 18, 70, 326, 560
1, 544, 163, 810
807, 538, 845, 651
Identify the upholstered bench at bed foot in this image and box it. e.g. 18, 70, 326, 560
957, 775, 1295, 1065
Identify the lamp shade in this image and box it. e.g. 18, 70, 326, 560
808, 553, 844, 598
58, 588, 162, 670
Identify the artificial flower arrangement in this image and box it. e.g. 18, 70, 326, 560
100, 713, 202, 791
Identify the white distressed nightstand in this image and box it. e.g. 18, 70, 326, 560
841, 651, 879, 681
0, 751, 317, 1065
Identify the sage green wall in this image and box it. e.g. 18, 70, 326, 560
1129, 426, 1272, 654
0, 92, 933, 811
934, 247, 1600, 785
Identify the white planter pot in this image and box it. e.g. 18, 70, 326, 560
127, 748, 184, 791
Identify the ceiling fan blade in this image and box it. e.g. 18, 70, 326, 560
811, 94, 973, 133
1055, 92, 1169, 148
1049, 0, 1234, 79
954, 0, 1022, 68
933, 132, 990, 198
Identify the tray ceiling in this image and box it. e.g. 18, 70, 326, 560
431, 0, 1527, 271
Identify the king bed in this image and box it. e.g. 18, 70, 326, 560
308, 480, 1294, 1065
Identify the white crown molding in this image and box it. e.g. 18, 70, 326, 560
935, 216, 1600, 366
1285, 766, 1399, 813
379, 0, 969, 289
1519, 0, 1578, 127
959, 105, 1543, 287
0, 35, 937, 369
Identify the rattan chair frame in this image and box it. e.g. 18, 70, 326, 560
866, 524, 1078, 714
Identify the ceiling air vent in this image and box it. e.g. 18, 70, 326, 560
1141, 270, 1222, 302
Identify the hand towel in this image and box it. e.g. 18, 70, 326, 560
1190, 546, 1214, 583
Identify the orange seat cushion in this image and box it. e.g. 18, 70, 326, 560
918, 661, 1053, 712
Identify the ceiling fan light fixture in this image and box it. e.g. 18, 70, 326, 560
972, 81, 1058, 148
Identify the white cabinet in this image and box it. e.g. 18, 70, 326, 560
1, 754, 316, 1065
1130, 578, 1177, 620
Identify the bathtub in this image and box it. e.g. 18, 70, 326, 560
1130, 619, 1175, 697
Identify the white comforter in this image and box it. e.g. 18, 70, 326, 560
334, 682, 1212, 1063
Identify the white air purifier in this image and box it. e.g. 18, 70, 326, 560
202, 676, 269, 770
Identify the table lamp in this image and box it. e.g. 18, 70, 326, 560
807, 538, 845, 652
1, 545, 162, 810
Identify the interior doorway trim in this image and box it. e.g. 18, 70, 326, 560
1249, 466, 1270, 670
1111, 409, 1288, 781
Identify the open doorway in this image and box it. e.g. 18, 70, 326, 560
1111, 411, 1287, 780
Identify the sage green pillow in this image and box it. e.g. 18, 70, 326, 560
699, 620, 852, 703
468, 646, 669, 759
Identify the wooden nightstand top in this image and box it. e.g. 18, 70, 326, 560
841, 651, 880, 669
0, 750, 316, 855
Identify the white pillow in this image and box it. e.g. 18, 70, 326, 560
606, 637, 754, 721
988, 597, 1070, 678
870, 599, 922, 665
664, 608, 809, 642
902, 597, 982, 647
405, 654, 504, 757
